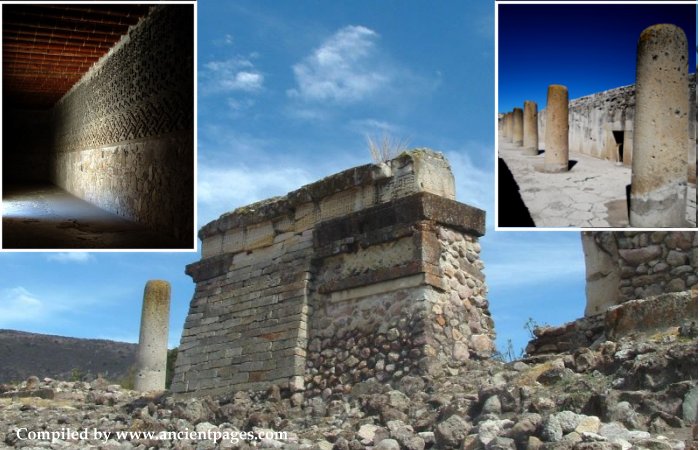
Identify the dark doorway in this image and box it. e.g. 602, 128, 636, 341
612, 130, 625, 163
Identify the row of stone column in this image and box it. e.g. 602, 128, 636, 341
499, 87, 569, 172
500, 23, 690, 227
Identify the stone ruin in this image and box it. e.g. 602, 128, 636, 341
527, 231, 697, 356
581, 231, 697, 316
171, 150, 494, 397
499, 24, 697, 227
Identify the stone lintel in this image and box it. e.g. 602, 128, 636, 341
316, 261, 445, 294
605, 290, 697, 340
186, 253, 235, 282
313, 191, 485, 251
198, 149, 456, 240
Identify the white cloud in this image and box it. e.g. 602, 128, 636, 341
198, 164, 314, 225
288, 25, 390, 103
201, 57, 264, 94
0, 287, 44, 325
445, 149, 494, 214
482, 232, 585, 291
46, 252, 94, 263
349, 118, 402, 136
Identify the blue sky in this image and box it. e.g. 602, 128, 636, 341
498, 2, 697, 113
0, 0, 587, 360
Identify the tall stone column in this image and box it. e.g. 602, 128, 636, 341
512, 107, 524, 146
135, 280, 171, 392
543, 85, 569, 172
630, 24, 689, 227
523, 100, 539, 155
505, 112, 513, 143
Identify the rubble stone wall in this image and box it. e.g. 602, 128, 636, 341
49, 5, 194, 241
172, 150, 492, 396
582, 231, 697, 317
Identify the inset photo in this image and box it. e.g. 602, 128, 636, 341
2, 3, 195, 249
496, 2, 697, 229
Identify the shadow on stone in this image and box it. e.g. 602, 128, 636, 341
626, 184, 631, 223
568, 160, 578, 170
498, 158, 535, 227
537, 150, 544, 156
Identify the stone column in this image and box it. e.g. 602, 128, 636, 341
523, 101, 538, 155
513, 107, 524, 146
135, 280, 171, 392
630, 24, 689, 227
543, 85, 569, 172
505, 112, 513, 143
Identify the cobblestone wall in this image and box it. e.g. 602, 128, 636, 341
582, 231, 697, 316
49, 5, 194, 243
172, 150, 491, 396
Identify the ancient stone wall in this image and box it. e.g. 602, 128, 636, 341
536, 74, 697, 180
49, 5, 194, 242
172, 150, 492, 396
569, 85, 636, 164
582, 231, 697, 316
526, 290, 697, 356
2, 110, 51, 182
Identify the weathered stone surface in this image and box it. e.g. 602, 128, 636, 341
173, 150, 492, 396
513, 108, 524, 146
523, 101, 539, 155
435, 415, 471, 448
134, 280, 170, 392
543, 85, 569, 173
605, 291, 697, 339
50, 6, 194, 243
630, 24, 690, 227
581, 232, 697, 316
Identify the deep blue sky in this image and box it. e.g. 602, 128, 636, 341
498, 3, 697, 112
1, 0, 587, 360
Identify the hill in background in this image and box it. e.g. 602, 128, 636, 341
0, 329, 136, 383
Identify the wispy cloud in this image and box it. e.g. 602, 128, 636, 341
46, 252, 94, 263
211, 33, 234, 46
198, 164, 314, 225
288, 25, 390, 103
200, 57, 264, 94
0, 287, 43, 325
445, 148, 494, 213
348, 118, 403, 137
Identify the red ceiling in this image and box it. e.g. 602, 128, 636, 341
3, 4, 151, 110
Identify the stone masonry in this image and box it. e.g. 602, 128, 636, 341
171, 150, 493, 396
527, 230, 697, 356
581, 231, 697, 316
49, 5, 194, 243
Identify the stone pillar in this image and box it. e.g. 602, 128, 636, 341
523, 100, 538, 155
543, 85, 569, 172
505, 112, 513, 143
512, 107, 524, 146
630, 24, 689, 227
135, 280, 171, 392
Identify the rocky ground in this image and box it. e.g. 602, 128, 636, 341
1, 326, 696, 450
